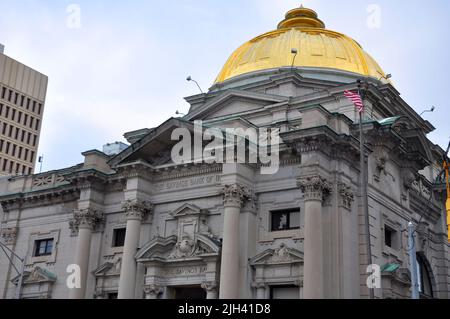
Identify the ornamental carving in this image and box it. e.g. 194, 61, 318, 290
223, 184, 252, 207
0, 227, 18, 245
201, 281, 218, 292
269, 243, 292, 263
338, 183, 355, 210
143, 285, 164, 297
69, 209, 104, 234
122, 199, 153, 221
297, 176, 332, 202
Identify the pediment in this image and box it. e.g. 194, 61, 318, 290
170, 204, 208, 219
12, 266, 57, 285
186, 90, 288, 121
109, 118, 195, 167
136, 234, 221, 262
93, 259, 121, 277
250, 244, 303, 266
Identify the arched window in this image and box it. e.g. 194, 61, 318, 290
416, 254, 434, 299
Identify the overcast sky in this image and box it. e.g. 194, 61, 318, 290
1, 0, 449, 172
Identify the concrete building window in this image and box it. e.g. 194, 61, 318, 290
34, 239, 54, 257
1, 87, 6, 99
270, 285, 300, 299
112, 228, 126, 247
384, 225, 398, 250
271, 209, 300, 231
417, 254, 434, 299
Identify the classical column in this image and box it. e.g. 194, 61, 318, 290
144, 285, 163, 299
219, 184, 249, 299
201, 282, 218, 299
118, 199, 152, 299
69, 209, 103, 299
252, 282, 267, 299
298, 176, 331, 299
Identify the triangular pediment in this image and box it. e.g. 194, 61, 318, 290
186, 90, 288, 121
170, 204, 208, 219
250, 244, 303, 266
12, 266, 57, 285
92, 259, 121, 277
109, 118, 195, 167
136, 234, 221, 262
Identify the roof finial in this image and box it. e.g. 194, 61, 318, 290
278, 5, 325, 29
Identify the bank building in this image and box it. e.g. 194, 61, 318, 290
0, 6, 449, 299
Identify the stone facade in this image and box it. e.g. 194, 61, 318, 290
0, 67, 449, 299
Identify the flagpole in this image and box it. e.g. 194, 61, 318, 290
358, 86, 374, 300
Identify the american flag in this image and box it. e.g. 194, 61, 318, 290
344, 90, 364, 113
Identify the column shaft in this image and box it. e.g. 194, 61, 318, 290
118, 218, 141, 299
69, 226, 92, 299
303, 199, 323, 299
219, 205, 240, 299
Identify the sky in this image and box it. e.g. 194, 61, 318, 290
0, 0, 449, 172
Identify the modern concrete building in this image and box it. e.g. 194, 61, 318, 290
0, 6, 449, 299
0, 46, 48, 176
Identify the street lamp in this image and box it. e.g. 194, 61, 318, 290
290, 48, 298, 72
420, 106, 435, 116
186, 76, 204, 94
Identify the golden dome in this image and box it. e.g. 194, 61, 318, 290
215, 6, 387, 83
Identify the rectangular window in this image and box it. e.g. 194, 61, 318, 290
112, 228, 126, 247
33, 135, 37, 147
271, 208, 301, 231
270, 286, 300, 299
20, 95, 25, 107
32, 101, 36, 113
34, 239, 54, 257
35, 119, 40, 131
384, 226, 396, 248
5, 106, 9, 118
38, 103, 42, 115
1, 87, 6, 99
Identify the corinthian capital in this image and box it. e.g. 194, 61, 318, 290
122, 199, 153, 221
70, 208, 104, 233
223, 184, 251, 208
297, 176, 332, 202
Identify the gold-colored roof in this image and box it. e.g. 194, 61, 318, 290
215, 6, 387, 83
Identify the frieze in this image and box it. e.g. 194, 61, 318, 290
162, 265, 208, 277
154, 175, 221, 192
